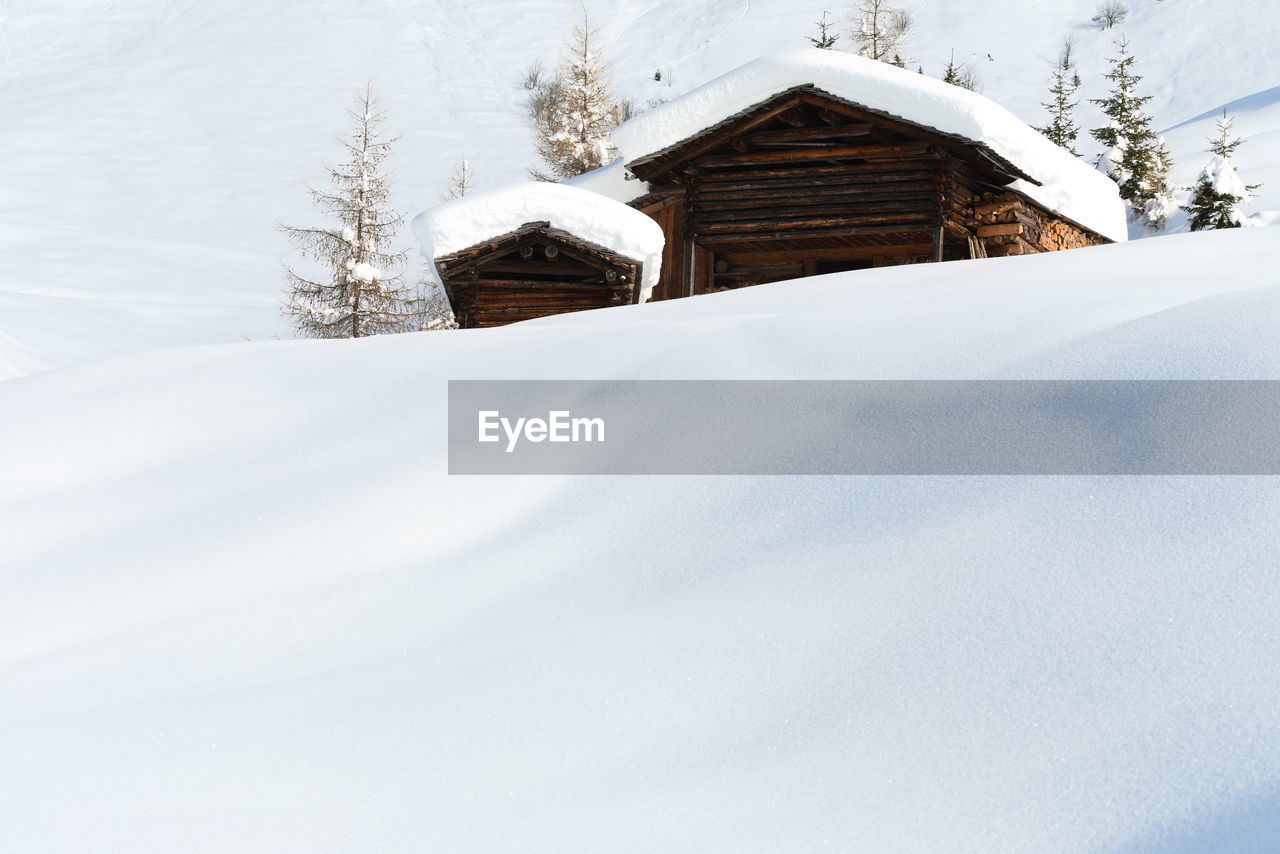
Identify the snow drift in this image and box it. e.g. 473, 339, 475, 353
3, 229, 1280, 853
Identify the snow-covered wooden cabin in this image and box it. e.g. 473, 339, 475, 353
570, 49, 1127, 301
414, 184, 664, 328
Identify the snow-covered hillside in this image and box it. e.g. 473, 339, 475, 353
4, 229, 1280, 852
4, 3, 1280, 850
0, 0, 1278, 377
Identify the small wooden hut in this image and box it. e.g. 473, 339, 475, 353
434, 222, 643, 328
415, 183, 665, 329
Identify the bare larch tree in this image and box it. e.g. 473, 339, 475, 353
442, 159, 474, 200
849, 0, 913, 67
528, 12, 626, 180
281, 85, 417, 339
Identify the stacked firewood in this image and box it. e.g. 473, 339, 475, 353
969, 191, 1104, 257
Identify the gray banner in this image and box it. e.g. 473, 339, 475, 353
447, 380, 1280, 475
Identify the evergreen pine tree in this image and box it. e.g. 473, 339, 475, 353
940, 50, 979, 91
1089, 39, 1174, 225
529, 12, 625, 180
281, 86, 417, 339
1038, 54, 1081, 154
849, 0, 912, 66
942, 50, 962, 85
1181, 112, 1261, 230
808, 11, 839, 49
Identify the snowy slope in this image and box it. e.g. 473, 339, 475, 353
1, 0, 1279, 378
3, 229, 1280, 852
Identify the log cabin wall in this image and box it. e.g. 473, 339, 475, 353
684, 151, 944, 293
625, 87, 1111, 300
436, 223, 641, 328
633, 192, 686, 302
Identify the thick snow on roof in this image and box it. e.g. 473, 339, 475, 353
413, 182, 666, 302
611, 49, 1128, 242
563, 158, 650, 205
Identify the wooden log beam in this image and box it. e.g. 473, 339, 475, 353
985, 242, 1023, 257
693, 141, 933, 169
476, 293, 618, 302
465, 284, 614, 294
1012, 209, 1038, 229
695, 200, 937, 224
477, 310, 611, 317
818, 108, 844, 125
698, 213, 933, 235
696, 187, 939, 211
698, 172, 938, 197
696, 224, 934, 244
778, 107, 807, 127
976, 223, 1025, 237
478, 306, 615, 314
696, 160, 940, 183
699, 192, 941, 212
741, 123, 873, 145
718, 243, 935, 265
480, 261, 609, 275
697, 173, 940, 198
974, 198, 1021, 218
868, 124, 897, 144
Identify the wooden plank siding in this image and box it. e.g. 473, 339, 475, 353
624, 86, 1109, 299
435, 223, 642, 328
634, 194, 685, 302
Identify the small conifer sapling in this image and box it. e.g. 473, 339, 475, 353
809, 11, 839, 49
1181, 112, 1261, 230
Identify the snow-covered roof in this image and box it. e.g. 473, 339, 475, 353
413, 183, 666, 302
609, 50, 1128, 243
562, 158, 650, 206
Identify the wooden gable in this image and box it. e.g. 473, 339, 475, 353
626, 86, 1035, 189
435, 222, 642, 328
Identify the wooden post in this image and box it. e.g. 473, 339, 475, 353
682, 172, 699, 298
685, 240, 697, 297
933, 158, 949, 264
